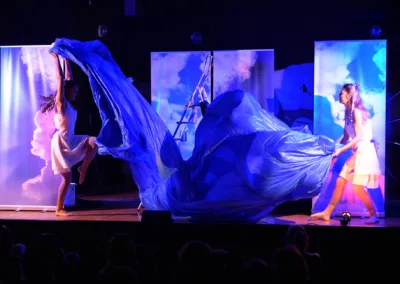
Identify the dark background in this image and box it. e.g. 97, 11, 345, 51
1, 0, 399, 213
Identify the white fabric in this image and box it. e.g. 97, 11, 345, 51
51, 103, 88, 174
340, 117, 380, 188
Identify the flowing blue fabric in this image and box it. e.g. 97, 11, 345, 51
50, 38, 336, 222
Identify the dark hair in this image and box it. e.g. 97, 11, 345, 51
273, 245, 309, 281
342, 83, 369, 125
285, 225, 309, 252
40, 80, 78, 113
107, 234, 136, 265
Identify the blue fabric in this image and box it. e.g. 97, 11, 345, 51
50, 38, 336, 222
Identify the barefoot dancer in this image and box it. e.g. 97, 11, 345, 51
311, 84, 380, 223
41, 52, 98, 216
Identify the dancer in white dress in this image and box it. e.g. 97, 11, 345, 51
41, 52, 98, 216
311, 84, 380, 224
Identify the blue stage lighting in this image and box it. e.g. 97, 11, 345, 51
370, 26, 382, 38
190, 32, 203, 44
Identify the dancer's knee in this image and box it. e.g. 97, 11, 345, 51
61, 171, 72, 184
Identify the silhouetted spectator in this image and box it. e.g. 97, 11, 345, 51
243, 258, 270, 283
178, 240, 213, 284
12, 243, 26, 281
273, 245, 309, 283
135, 244, 155, 283
0, 225, 17, 281
98, 234, 136, 280
285, 225, 321, 280
25, 232, 65, 283
58, 251, 86, 283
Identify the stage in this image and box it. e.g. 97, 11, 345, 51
0, 191, 394, 227
0, 209, 398, 228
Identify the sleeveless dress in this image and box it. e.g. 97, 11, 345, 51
339, 115, 380, 189
51, 103, 89, 174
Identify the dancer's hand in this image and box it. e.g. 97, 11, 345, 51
333, 148, 343, 157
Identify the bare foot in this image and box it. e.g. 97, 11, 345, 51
310, 211, 331, 221
56, 210, 72, 217
78, 166, 86, 185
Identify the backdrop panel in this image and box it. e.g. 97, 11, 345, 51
213, 49, 275, 113
151, 51, 211, 160
313, 40, 386, 216
274, 63, 314, 131
0, 45, 61, 208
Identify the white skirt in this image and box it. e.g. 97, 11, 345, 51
339, 141, 381, 189
51, 131, 89, 175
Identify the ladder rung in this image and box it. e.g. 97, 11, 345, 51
185, 104, 200, 108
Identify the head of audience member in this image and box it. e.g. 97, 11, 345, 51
285, 225, 309, 253
107, 234, 136, 267
178, 240, 213, 283
243, 258, 270, 284
273, 245, 309, 282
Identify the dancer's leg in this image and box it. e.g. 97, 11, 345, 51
353, 184, 378, 223
56, 171, 72, 216
78, 137, 98, 184
311, 176, 347, 221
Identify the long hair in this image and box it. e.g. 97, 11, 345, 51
40, 80, 77, 113
40, 92, 57, 113
284, 225, 309, 252
342, 83, 369, 125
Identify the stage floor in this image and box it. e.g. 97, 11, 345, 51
0, 209, 397, 228
0, 193, 394, 227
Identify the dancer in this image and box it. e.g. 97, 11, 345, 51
41, 52, 98, 216
311, 84, 380, 223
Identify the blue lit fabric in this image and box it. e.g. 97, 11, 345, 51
51, 38, 335, 222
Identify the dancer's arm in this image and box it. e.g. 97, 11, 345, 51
340, 125, 350, 145
51, 52, 64, 113
64, 58, 73, 81
334, 109, 363, 156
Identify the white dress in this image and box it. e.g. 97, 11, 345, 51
51, 103, 88, 174
339, 116, 381, 189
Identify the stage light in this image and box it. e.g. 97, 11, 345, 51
340, 212, 351, 226
98, 25, 109, 38
370, 25, 382, 38
190, 32, 202, 44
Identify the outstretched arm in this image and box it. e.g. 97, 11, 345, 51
51, 52, 64, 113
64, 58, 73, 81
